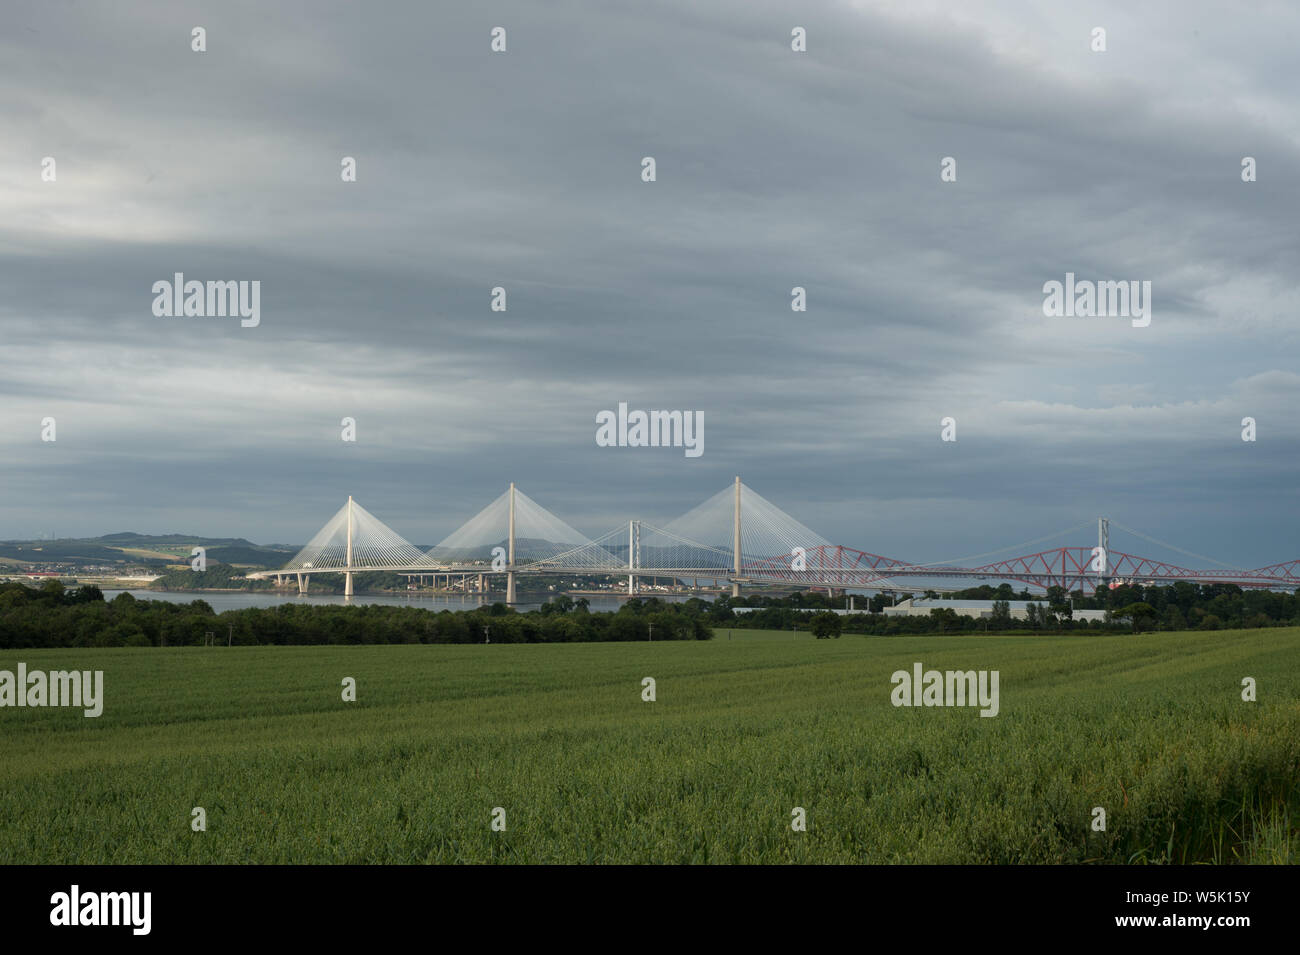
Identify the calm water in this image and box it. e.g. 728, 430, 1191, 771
100, 590, 705, 613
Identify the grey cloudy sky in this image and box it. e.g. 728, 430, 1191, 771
2, 0, 1297, 568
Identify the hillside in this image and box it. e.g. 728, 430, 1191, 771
0, 534, 298, 571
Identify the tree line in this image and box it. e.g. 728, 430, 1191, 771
5, 577, 1296, 648
0, 582, 713, 648
713, 581, 1300, 635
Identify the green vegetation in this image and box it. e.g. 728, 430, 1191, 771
0, 582, 711, 647
150, 565, 415, 593
721, 582, 1300, 634
809, 611, 842, 639
0, 627, 1295, 864
0, 533, 295, 570
151, 563, 279, 592
149, 566, 628, 595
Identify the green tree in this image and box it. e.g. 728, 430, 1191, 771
990, 600, 1012, 628
1116, 602, 1157, 633
810, 612, 842, 639
72, 584, 105, 603
929, 607, 960, 633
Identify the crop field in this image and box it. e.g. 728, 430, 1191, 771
2, 628, 1297, 864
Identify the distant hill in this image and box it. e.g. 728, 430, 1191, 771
204, 545, 297, 567
0, 542, 145, 564
0, 534, 299, 570
94, 532, 269, 549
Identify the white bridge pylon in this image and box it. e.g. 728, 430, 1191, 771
427, 483, 625, 601
627, 478, 901, 595
251, 478, 891, 599
279, 496, 428, 596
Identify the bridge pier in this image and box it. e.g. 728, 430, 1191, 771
477, 573, 484, 594
506, 571, 516, 603
345, 571, 354, 597
297, 573, 307, 595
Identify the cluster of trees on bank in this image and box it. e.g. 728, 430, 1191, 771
151, 563, 279, 591
0, 582, 712, 648
149, 564, 407, 593
713, 581, 1300, 635
149, 564, 635, 596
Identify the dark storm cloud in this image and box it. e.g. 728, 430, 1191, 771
1, 0, 1296, 568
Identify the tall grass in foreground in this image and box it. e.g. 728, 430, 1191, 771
0, 628, 1295, 863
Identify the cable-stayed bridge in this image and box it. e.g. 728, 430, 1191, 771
245, 479, 1300, 599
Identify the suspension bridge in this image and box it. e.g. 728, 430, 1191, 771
245, 478, 1300, 599
245, 480, 1300, 600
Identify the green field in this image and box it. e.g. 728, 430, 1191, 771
2, 628, 1297, 864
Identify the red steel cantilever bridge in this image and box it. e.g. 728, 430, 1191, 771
246, 479, 1300, 599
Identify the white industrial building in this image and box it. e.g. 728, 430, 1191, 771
882, 597, 1107, 622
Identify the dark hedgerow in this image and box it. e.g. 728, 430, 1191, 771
0, 582, 712, 648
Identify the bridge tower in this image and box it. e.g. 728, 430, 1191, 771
1096, 516, 1109, 592
506, 482, 517, 603
344, 495, 355, 597
627, 519, 640, 596
732, 475, 742, 598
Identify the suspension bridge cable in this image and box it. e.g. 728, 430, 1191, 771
1106, 520, 1243, 571
918, 519, 1096, 568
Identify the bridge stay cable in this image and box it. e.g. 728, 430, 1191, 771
261, 483, 1298, 595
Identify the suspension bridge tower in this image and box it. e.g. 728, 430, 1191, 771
627, 519, 640, 596
345, 495, 355, 597
732, 475, 742, 598
506, 482, 517, 603
1096, 516, 1109, 592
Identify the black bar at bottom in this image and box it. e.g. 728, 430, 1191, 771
0, 864, 1283, 941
